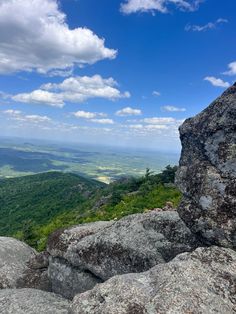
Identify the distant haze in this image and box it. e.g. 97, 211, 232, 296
0, 137, 179, 183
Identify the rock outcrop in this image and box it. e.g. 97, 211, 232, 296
47, 221, 113, 299
16, 252, 51, 291
47, 211, 197, 298
71, 246, 236, 314
1, 84, 236, 313
0, 289, 70, 314
0, 237, 35, 289
176, 83, 236, 248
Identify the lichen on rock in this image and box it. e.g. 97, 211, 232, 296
47, 211, 197, 299
0, 237, 35, 289
176, 83, 236, 248
71, 246, 236, 314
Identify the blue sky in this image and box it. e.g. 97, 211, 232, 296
0, 0, 235, 152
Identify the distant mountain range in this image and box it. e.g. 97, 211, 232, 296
0, 138, 179, 183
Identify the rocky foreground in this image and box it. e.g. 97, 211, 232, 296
0, 83, 235, 313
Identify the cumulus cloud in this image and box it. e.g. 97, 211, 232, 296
126, 116, 184, 133
90, 119, 114, 124
0, 0, 116, 74
2, 109, 51, 123
185, 18, 228, 32
145, 124, 168, 130
12, 90, 64, 108
161, 105, 186, 112
129, 124, 167, 130
223, 61, 236, 76
204, 76, 230, 88
3, 109, 22, 116
73, 110, 107, 119
12, 75, 130, 107
22, 115, 52, 123
116, 107, 142, 116
143, 117, 176, 124
152, 91, 161, 96
120, 0, 203, 14
125, 116, 184, 141
129, 124, 143, 129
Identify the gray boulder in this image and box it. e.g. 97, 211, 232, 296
0, 288, 70, 314
47, 221, 113, 299
16, 252, 51, 291
0, 237, 35, 289
48, 256, 102, 300
71, 246, 236, 314
176, 83, 236, 248
47, 211, 197, 299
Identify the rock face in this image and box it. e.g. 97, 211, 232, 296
0, 237, 35, 289
0, 289, 70, 314
16, 252, 51, 292
47, 211, 197, 299
176, 83, 236, 248
47, 221, 113, 299
71, 246, 236, 314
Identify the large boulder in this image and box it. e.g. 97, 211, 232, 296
0, 237, 35, 289
0, 288, 70, 314
47, 211, 197, 299
16, 251, 51, 292
71, 246, 236, 314
176, 83, 236, 248
47, 221, 113, 299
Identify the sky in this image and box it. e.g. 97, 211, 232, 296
0, 0, 235, 152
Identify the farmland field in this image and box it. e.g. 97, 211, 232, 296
0, 137, 179, 183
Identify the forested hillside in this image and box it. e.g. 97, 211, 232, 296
0, 172, 103, 235
0, 166, 181, 250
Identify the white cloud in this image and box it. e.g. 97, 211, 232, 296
143, 117, 176, 124
204, 76, 230, 88
161, 105, 186, 112
12, 75, 130, 107
129, 124, 143, 129
73, 111, 97, 119
2, 109, 51, 123
185, 18, 228, 32
116, 107, 142, 116
12, 90, 64, 108
0, 0, 116, 75
126, 116, 184, 133
3, 109, 22, 115
90, 119, 114, 125
23, 115, 51, 123
0, 110, 182, 150
47, 68, 74, 78
73, 110, 107, 119
120, 0, 203, 14
152, 91, 161, 96
125, 117, 183, 141
145, 124, 168, 130
223, 61, 236, 76
128, 124, 167, 130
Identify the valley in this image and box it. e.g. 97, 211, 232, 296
0, 137, 179, 184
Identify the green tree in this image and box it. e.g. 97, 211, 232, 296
21, 219, 38, 247
158, 165, 178, 183
144, 168, 155, 181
